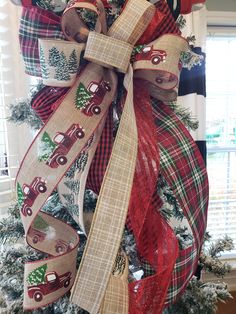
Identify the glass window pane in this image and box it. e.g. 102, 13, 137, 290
206, 36, 236, 253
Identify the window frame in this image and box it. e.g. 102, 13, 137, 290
202, 10, 236, 290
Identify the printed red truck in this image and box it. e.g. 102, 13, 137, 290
133, 46, 167, 65
46, 123, 84, 168
55, 239, 71, 254
21, 177, 47, 217
28, 271, 71, 302
82, 80, 111, 116
28, 228, 46, 244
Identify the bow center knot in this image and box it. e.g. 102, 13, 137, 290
84, 32, 134, 73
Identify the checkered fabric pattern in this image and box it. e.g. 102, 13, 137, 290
19, 7, 66, 77
86, 106, 113, 195
153, 100, 209, 305
31, 86, 69, 122
165, 245, 198, 305
154, 0, 181, 37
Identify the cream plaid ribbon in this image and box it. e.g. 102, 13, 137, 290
16, 0, 188, 312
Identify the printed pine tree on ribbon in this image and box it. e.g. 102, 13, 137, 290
38, 131, 56, 162
27, 264, 47, 285
68, 49, 78, 74
76, 151, 88, 172
39, 46, 50, 79
62, 193, 75, 205
75, 83, 92, 110
54, 51, 70, 81
17, 182, 24, 208
33, 215, 49, 231
64, 179, 80, 194
49, 46, 60, 67
67, 204, 80, 216
131, 44, 145, 60
65, 152, 88, 178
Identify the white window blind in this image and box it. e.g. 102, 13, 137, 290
206, 35, 236, 255
0, 1, 31, 212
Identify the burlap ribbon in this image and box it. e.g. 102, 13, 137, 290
16, 0, 190, 312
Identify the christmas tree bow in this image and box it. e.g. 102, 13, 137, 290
15, 0, 208, 313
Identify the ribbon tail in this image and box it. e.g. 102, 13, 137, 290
70, 65, 137, 314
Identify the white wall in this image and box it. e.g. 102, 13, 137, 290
207, 0, 236, 12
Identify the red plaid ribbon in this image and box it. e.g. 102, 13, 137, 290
153, 101, 208, 306
31, 86, 68, 122
19, 7, 65, 76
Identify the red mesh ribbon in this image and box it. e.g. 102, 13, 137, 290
127, 81, 179, 313
128, 209, 178, 314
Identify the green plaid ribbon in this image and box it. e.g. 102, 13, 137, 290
153, 101, 208, 305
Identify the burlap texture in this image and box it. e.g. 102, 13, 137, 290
70, 66, 137, 314
84, 32, 133, 73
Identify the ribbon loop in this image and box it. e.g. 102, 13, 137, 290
107, 0, 155, 45
133, 34, 188, 101
61, 0, 107, 43
84, 32, 133, 73
39, 39, 85, 87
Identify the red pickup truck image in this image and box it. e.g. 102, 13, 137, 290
28, 228, 46, 244
55, 239, 72, 254
76, 80, 111, 117
46, 124, 85, 168
28, 271, 71, 302
133, 46, 167, 65
21, 177, 47, 217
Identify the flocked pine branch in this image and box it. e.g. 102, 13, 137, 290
157, 175, 185, 221
36, 0, 56, 11
176, 15, 186, 29
180, 49, 204, 70
199, 235, 234, 277
7, 98, 42, 130
164, 277, 233, 314
108, 0, 125, 6
208, 235, 234, 258
174, 226, 194, 250
169, 101, 199, 131
0, 245, 45, 302
0, 204, 24, 244
0, 216, 24, 244
7, 82, 44, 130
